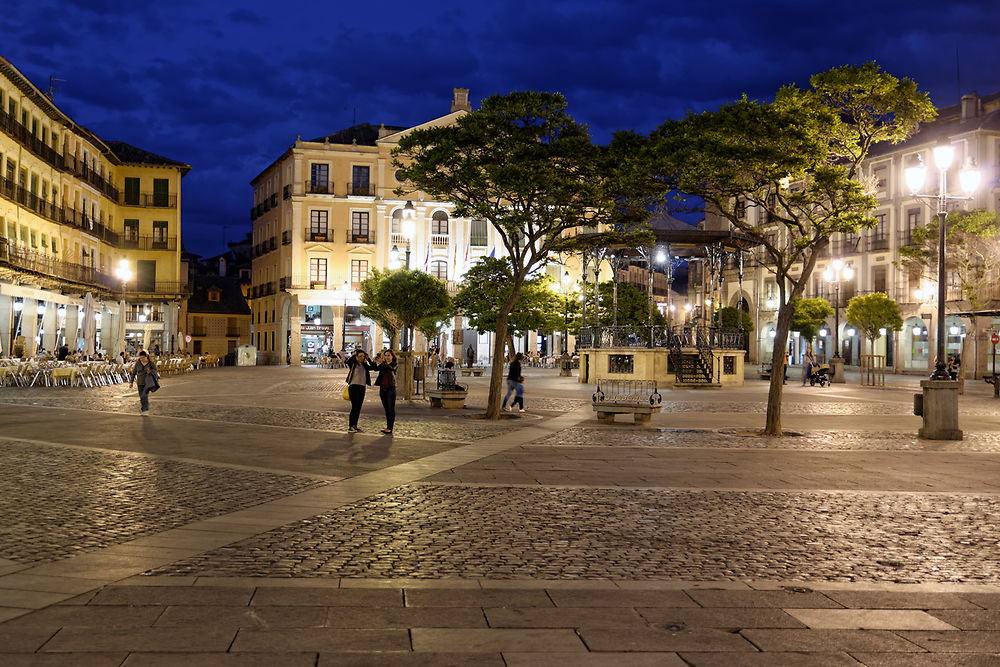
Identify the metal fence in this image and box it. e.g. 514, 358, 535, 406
579, 325, 745, 350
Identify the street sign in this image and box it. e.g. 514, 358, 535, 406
992, 333, 999, 345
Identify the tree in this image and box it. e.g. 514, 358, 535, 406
358, 269, 401, 349
362, 269, 450, 349
896, 208, 1000, 381
394, 91, 663, 418
791, 298, 834, 342
714, 306, 754, 334
651, 62, 935, 435
452, 256, 565, 357
593, 281, 666, 327
845, 292, 903, 356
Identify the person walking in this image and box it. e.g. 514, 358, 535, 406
345, 348, 377, 433
802, 348, 815, 386
511, 375, 526, 412
128, 350, 160, 415
374, 349, 398, 434
502, 352, 523, 411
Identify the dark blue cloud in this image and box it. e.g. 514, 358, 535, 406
4, 0, 1000, 255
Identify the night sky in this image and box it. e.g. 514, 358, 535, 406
4, 0, 999, 257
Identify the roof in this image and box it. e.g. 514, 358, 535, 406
106, 141, 192, 174
309, 123, 408, 146
869, 93, 1000, 159
649, 210, 699, 232
186, 275, 250, 315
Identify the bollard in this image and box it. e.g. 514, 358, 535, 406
913, 393, 922, 416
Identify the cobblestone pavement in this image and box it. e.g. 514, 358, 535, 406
0, 393, 520, 442
0, 439, 322, 564
537, 426, 1000, 451
146, 483, 1000, 584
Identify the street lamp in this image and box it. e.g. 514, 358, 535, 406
341, 280, 349, 352
561, 271, 572, 355
401, 200, 416, 269
905, 141, 980, 380
823, 258, 854, 382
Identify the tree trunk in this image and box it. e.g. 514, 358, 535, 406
764, 301, 796, 436
485, 278, 526, 419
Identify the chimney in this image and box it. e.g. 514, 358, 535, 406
961, 92, 980, 121
451, 88, 471, 113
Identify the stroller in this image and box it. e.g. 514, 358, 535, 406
808, 364, 831, 387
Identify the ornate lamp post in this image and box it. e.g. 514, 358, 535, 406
115, 260, 131, 357
561, 271, 572, 355
822, 258, 853, 383
341, 280, 349, 351
904, 140, 980, 439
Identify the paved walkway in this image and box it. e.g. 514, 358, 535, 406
0, 366, 999, 664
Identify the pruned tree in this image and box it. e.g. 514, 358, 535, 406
845, 292, 903, 356
651, 62, 935, 435
363, 269, 450, 350
358, 269, 401, 349
714, 305, 754, 334
791, 298, 834, 343
394, 91, 665, 418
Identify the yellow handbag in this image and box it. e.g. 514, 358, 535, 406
342, 385, 350, 400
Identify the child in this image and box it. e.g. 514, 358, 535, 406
512, 375, 526, 412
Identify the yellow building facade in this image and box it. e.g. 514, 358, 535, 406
0, 55, 189, 357
250, 89, 513, 365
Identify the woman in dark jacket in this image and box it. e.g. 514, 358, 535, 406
373, 349, 398, 434
345, 349, 377, 433
502, 352, 523, 411
128, 350, 159, 415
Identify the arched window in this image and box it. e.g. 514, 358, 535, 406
430, 260, 448, 280
391, 209, 402, 234
431, 210, 449, 235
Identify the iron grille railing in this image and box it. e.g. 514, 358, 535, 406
579, 325, 744, 350
592, 379, 662, 405
0, 238, 116, 290
347, 182, 375, 196
119, 192, 177, 208
119, 235, 177, 251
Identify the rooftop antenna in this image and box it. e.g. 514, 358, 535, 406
344, 106, 357, 126
47, 75, 65, 101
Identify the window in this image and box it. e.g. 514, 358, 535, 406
310, 163, 329, 191
309, 257, 327, 286
734, 197, 746, 219
470, 219, 488, 246
152, 221, 168, 248
208, 289, 220, 302
351, 165, 370, 195
152, 178, 169, 207
873, 165, 887, 191
29, 173, 38, 195
124, 219, 139, 242
124, 177, 140, 206
872, 265, 887, 294
391, 208, 401, 234
869, 213, 887, 250
309, 210, 328, 240
431, 210, 449, 235
7, 99, 15, 117
907, 208, 921, 231
51, 237, 58, 254
351, 259, 368, 288
430, 260, 448, 280
5, 158, 13, 182
351, 211, 370, 242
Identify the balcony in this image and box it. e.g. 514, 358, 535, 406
125, 281, 190, 297
306, 230, 330, 242
282, 230, 291, 245
63, 153, 119, 200
119, 192, 177, 208
269, 193, 278, 207
390, 233, 410, 247
306, 180, 331, 195
0, 238, 116, 291
119, 235, 178, 251
867, 235, 889, 252
283, 184, 291, 200
0, 108, 65, 173
279, 277, 289, 290
897, 228, 919, 248
347, 182, 375, 197
430, 233, 450, 248
226, 328, 241, 337
190, 327, 208, 337
348, 230, 375, 244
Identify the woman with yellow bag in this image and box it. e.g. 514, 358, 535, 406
344, 348, 377, 433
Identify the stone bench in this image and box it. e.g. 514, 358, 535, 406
592, 402, 661, 424
427, 388, 468, 409
472, 369, 484, 376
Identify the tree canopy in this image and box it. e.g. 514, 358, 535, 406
592, 281, 666, 327
360, 269, 450, 349
791, 298, 834, 342
845, 292, 903, 347
650, 62, 935, 435
714, 306, 754, 334
393, 91, 665, 417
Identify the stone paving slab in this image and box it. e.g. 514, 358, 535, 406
636, 607, 808, 630
317, 654, 505, 666
928, 610, 1000, 631
123, 654, 317, 667
821, 590, 984, 609
851, 653, 1000, 666
899, 630, 1000, 652
741, 628, 924, 652
786, 608, 956, 630
579, 626, 756, 651
231, 627, 410, 652
40, 626, 238, 652
410, 627, 586, 652
3, 654, 129, 666
679, 652, 862, 666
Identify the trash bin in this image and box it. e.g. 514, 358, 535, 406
913, 392, 923, 416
